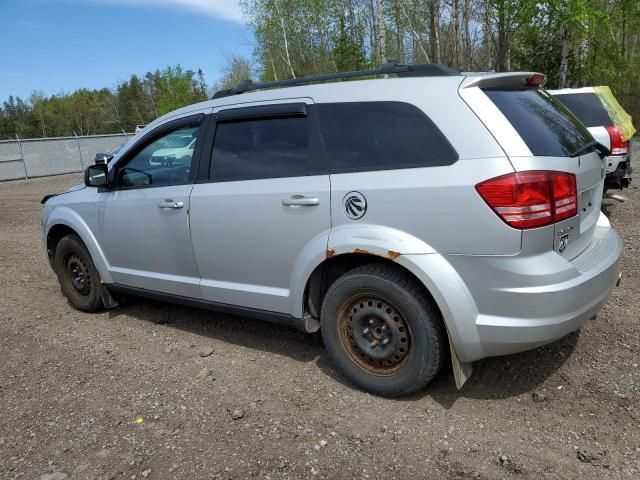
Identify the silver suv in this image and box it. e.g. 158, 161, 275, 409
42, 63, 622, 397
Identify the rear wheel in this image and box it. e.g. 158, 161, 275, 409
54, 234, 104, 312
320, 264, 446, 397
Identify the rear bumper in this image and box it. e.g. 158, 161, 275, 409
399, 213, 622, 363
473, 223, 621, 359
605, 155, 631, 188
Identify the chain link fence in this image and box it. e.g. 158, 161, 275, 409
0, 133, 133, 182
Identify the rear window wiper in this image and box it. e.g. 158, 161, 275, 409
570, 140, 610, 158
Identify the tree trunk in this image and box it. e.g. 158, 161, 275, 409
495, 2, 509, 72
377, 0, 387, 65
274, 0, 296, 79
395, 0, 402, 62
429, 0, 441, 63
452, 0, 461, 68
558, 26, 570, 88
399, 0, 430, 62
462, 0, 472, 70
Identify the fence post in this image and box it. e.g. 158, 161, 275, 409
15, 134, 28, 180
74, 132, 84, 170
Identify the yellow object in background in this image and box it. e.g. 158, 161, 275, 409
594, 86, 636, 140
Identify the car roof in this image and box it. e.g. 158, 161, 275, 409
144, 69, 543, 133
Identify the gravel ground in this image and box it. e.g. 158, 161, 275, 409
0, 167, 638, 480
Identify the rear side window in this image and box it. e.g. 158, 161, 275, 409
211, 115, 323, 181
552, 93, 612, 127
483, 88, 593, 157
316, 101, 458, 173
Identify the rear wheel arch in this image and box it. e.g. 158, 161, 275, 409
303, 253, 445, 329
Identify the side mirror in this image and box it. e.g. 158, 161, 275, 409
85, 164, 109, 188
95, 153, 114, 164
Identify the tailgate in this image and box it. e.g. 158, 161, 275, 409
459, 73, 606, 257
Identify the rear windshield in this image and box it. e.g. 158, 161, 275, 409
483, 88, 593, 157
552, 93, 612, 127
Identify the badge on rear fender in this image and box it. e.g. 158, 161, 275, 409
343, 191, 367, 220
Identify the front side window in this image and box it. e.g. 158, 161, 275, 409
116, 125, 199, 187
211, 115, 321, 181
316, 101, 458, 173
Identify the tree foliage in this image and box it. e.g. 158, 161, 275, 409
214, 56, 254, 91
3, 1, 640, 139
0, 65, 210, 139
241, 0, 640, 118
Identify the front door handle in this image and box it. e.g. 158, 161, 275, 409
158, 199, 184, 209
282, 195, 320, 207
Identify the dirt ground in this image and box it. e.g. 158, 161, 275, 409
0, 169, 638, 480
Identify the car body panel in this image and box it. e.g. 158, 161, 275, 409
189, 97, 331, 314
42, 73, 622, 380
190, 174, 331, 313
95, 184, 201, 298
42, 190, 113, 284
327, 157, 521, 256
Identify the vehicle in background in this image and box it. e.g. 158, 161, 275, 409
135, 124, 146, 134
42, 64, 622, 397
148, 132, 196, 167
94, 143, 125, 165
548, 86, 635, 189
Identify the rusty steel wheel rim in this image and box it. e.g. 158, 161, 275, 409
64, 253, 91, 296
338, 294, 412, 376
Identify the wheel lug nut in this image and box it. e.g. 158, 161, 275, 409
363, 328, 369, 334
369, 319, 374, 325
382, 338, 390, 345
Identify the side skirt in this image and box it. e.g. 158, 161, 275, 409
106, 284, 311, 332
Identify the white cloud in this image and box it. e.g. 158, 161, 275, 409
96, 0, 243, 23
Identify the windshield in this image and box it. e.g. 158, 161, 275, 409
483, 87, 594, 157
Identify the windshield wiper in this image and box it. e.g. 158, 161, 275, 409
570, 140, 610, 158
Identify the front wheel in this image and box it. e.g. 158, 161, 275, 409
54, 234, 104, 312
320, 264, 446, 397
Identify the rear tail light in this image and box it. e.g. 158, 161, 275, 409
606, 125, 629, 156
476, 171, 577, 229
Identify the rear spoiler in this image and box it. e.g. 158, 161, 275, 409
460, 72, 546, 90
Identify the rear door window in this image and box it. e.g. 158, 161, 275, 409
552, 93, 612, 127
483, 88, 593, 157
210, 111, 324, 182
316, 101, 458, 173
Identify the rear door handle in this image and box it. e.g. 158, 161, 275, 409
158, 199, 184, 209
282, 195, 320, 207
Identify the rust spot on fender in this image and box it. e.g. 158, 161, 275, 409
353, 248, 370, 255
387, 250, 401, 260
326, 248, 336, 258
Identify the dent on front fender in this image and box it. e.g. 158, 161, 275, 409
44, 205, 113, 284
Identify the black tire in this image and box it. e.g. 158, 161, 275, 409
54, 234, 104, 312
320, 263, 446, 397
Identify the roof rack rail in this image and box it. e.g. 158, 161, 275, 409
212, 61, 460, 99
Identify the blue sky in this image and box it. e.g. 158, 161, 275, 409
0, 0, 253, 100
